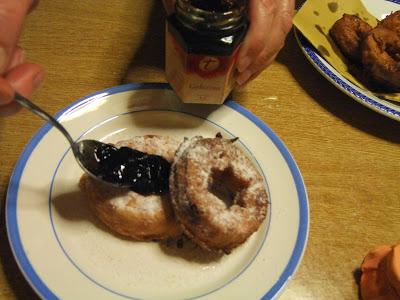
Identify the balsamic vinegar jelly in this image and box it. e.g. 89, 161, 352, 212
165, 0, 248, 104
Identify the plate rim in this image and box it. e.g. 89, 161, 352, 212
294, 0, 400, 122
6, 83, 309, 300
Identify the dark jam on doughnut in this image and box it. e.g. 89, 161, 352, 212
93, 143, 170, 195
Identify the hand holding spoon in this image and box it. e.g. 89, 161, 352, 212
12, 92, 170, 194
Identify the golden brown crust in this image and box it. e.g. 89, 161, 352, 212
329, 14, 372, 63
361, 27, 400, 91
79, 135, 183, 241
330, 12, 400, 92
378, 11, 400, 35
170, 136, 269, 253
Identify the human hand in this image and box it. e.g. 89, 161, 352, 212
0, 0, 44, 116
162, 0, 294, 87
236, 0, 295, 87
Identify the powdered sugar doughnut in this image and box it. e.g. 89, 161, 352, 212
169, 135, 269, 253
79, 135, 182, 240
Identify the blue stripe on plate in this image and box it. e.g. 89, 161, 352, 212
6, 83, 169, 300
300, 38, 400, 119
6, 122, 58, 300
48, 109, 273, 300
6, 83, 309, 300
225, 101, 309, 299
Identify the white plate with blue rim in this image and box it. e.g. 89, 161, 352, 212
6, 83, 308, 300
294, 0, 400, 122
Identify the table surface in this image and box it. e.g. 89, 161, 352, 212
0, 1, 399, 299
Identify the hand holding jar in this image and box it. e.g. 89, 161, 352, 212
236, 0, 295, 86
163, 0, 295, 88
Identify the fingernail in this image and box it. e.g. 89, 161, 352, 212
237, 56, 251, 73
236, 69, 252, 86
0, 47, 7, 73
33, 71, 45, 89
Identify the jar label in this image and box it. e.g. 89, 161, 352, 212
165, 26, 239, 104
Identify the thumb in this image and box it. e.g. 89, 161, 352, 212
0, 0, 36, 73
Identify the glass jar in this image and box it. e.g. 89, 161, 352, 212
165, 0, 248, 104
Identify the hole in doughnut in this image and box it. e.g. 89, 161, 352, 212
208, 166, 248, 208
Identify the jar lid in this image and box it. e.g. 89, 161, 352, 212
176, 0, 247, 31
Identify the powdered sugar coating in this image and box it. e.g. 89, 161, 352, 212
170, 135, 269, 253
80, 135, 183, 240
110, 192, 163, 215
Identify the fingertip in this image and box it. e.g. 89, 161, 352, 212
33, 69, 45, 90
236, 69, 252, 86
6, 63, 45, 96
236, 65, 265, 87
235, 81, 247, 91
237, 56, 251, 73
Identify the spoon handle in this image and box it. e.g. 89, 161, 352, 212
14, 92, 75, 147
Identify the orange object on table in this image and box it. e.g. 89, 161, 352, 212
361, 244, 400, 300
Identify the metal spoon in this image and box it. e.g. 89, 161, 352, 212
14, 92, 126, 188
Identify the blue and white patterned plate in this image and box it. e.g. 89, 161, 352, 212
294, 0, 400, 122
6, 83, 308, 299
